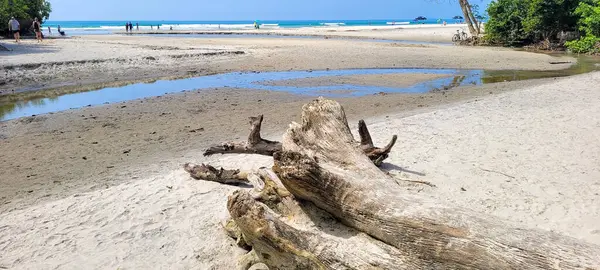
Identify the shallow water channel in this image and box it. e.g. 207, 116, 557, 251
1, 55, 599, 121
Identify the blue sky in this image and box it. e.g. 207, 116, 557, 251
48, 0, 493, 21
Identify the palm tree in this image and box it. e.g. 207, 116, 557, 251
458, 0, 481, 36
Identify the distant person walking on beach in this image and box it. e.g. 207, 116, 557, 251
129, 22, 133, 32
57, 25, 65, 36
8, 17, 20, 42
32, 18, 42, 42
48, 26, 52, 35
136, 22, 139, 30
125, 22, 129, 32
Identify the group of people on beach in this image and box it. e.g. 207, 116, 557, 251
125, 22, 139, 32
126, 22, 169, 32
7, 17, 44, 43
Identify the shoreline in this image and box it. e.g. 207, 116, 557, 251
111, 24, 475, 42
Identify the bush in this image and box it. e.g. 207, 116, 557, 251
485, 0, 579, 46
574, 0, 600, 37
564, 0, 600, 54
524, 0, 580, 41
485, 0, 529, 45
565, 35, 600, 53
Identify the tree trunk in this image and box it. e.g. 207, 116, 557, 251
459, 0, 479, 36
228, 97, 600, 269
228, 190, 434, 269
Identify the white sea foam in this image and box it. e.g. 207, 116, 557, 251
320, 22, 346, 26
57, 23, 281, 35
161, 24, 252, 30
158, 23, 280, 30
386, 21, 410, 25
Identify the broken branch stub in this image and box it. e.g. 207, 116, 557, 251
203, 115, 282, 157
358, 119, 398, 166
183, 163, 250, 186
269, 97, 600, 269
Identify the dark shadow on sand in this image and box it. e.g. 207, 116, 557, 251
380, 162, 426, 176
0, 41, 60, 56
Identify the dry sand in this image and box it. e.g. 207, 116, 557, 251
1, 73, 599, 269
1, 34, 574, 94
261, 73, 451, 88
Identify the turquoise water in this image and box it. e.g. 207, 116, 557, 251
45, 19, 462, 28
43, 19, 466, 35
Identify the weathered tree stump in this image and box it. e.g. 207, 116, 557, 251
226, 98, 600, 269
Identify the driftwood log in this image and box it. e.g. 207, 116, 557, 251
203, 114, 396, 166
189, 98, 600, 269
228, 99, 600, 269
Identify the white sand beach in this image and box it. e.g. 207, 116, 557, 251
1, 24, 599, 269
1, 72, 599, 269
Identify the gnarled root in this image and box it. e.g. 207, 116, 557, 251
201, 115, 397, 166
228, 190, 416, 269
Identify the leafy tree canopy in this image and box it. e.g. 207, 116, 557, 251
1, 0, 52, 33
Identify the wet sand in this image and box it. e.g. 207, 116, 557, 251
0, 34, 574, 94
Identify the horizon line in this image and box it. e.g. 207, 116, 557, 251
45, 18, 465, 22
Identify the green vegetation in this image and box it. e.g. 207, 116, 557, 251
485, 0, 579, 46
565, 0, 600, 53
1, 0, 51, 33
484, 0, 529, 45
566, 35, 600, 53
484, 0, 600, 54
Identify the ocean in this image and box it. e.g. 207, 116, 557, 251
43, 19, 463, 35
